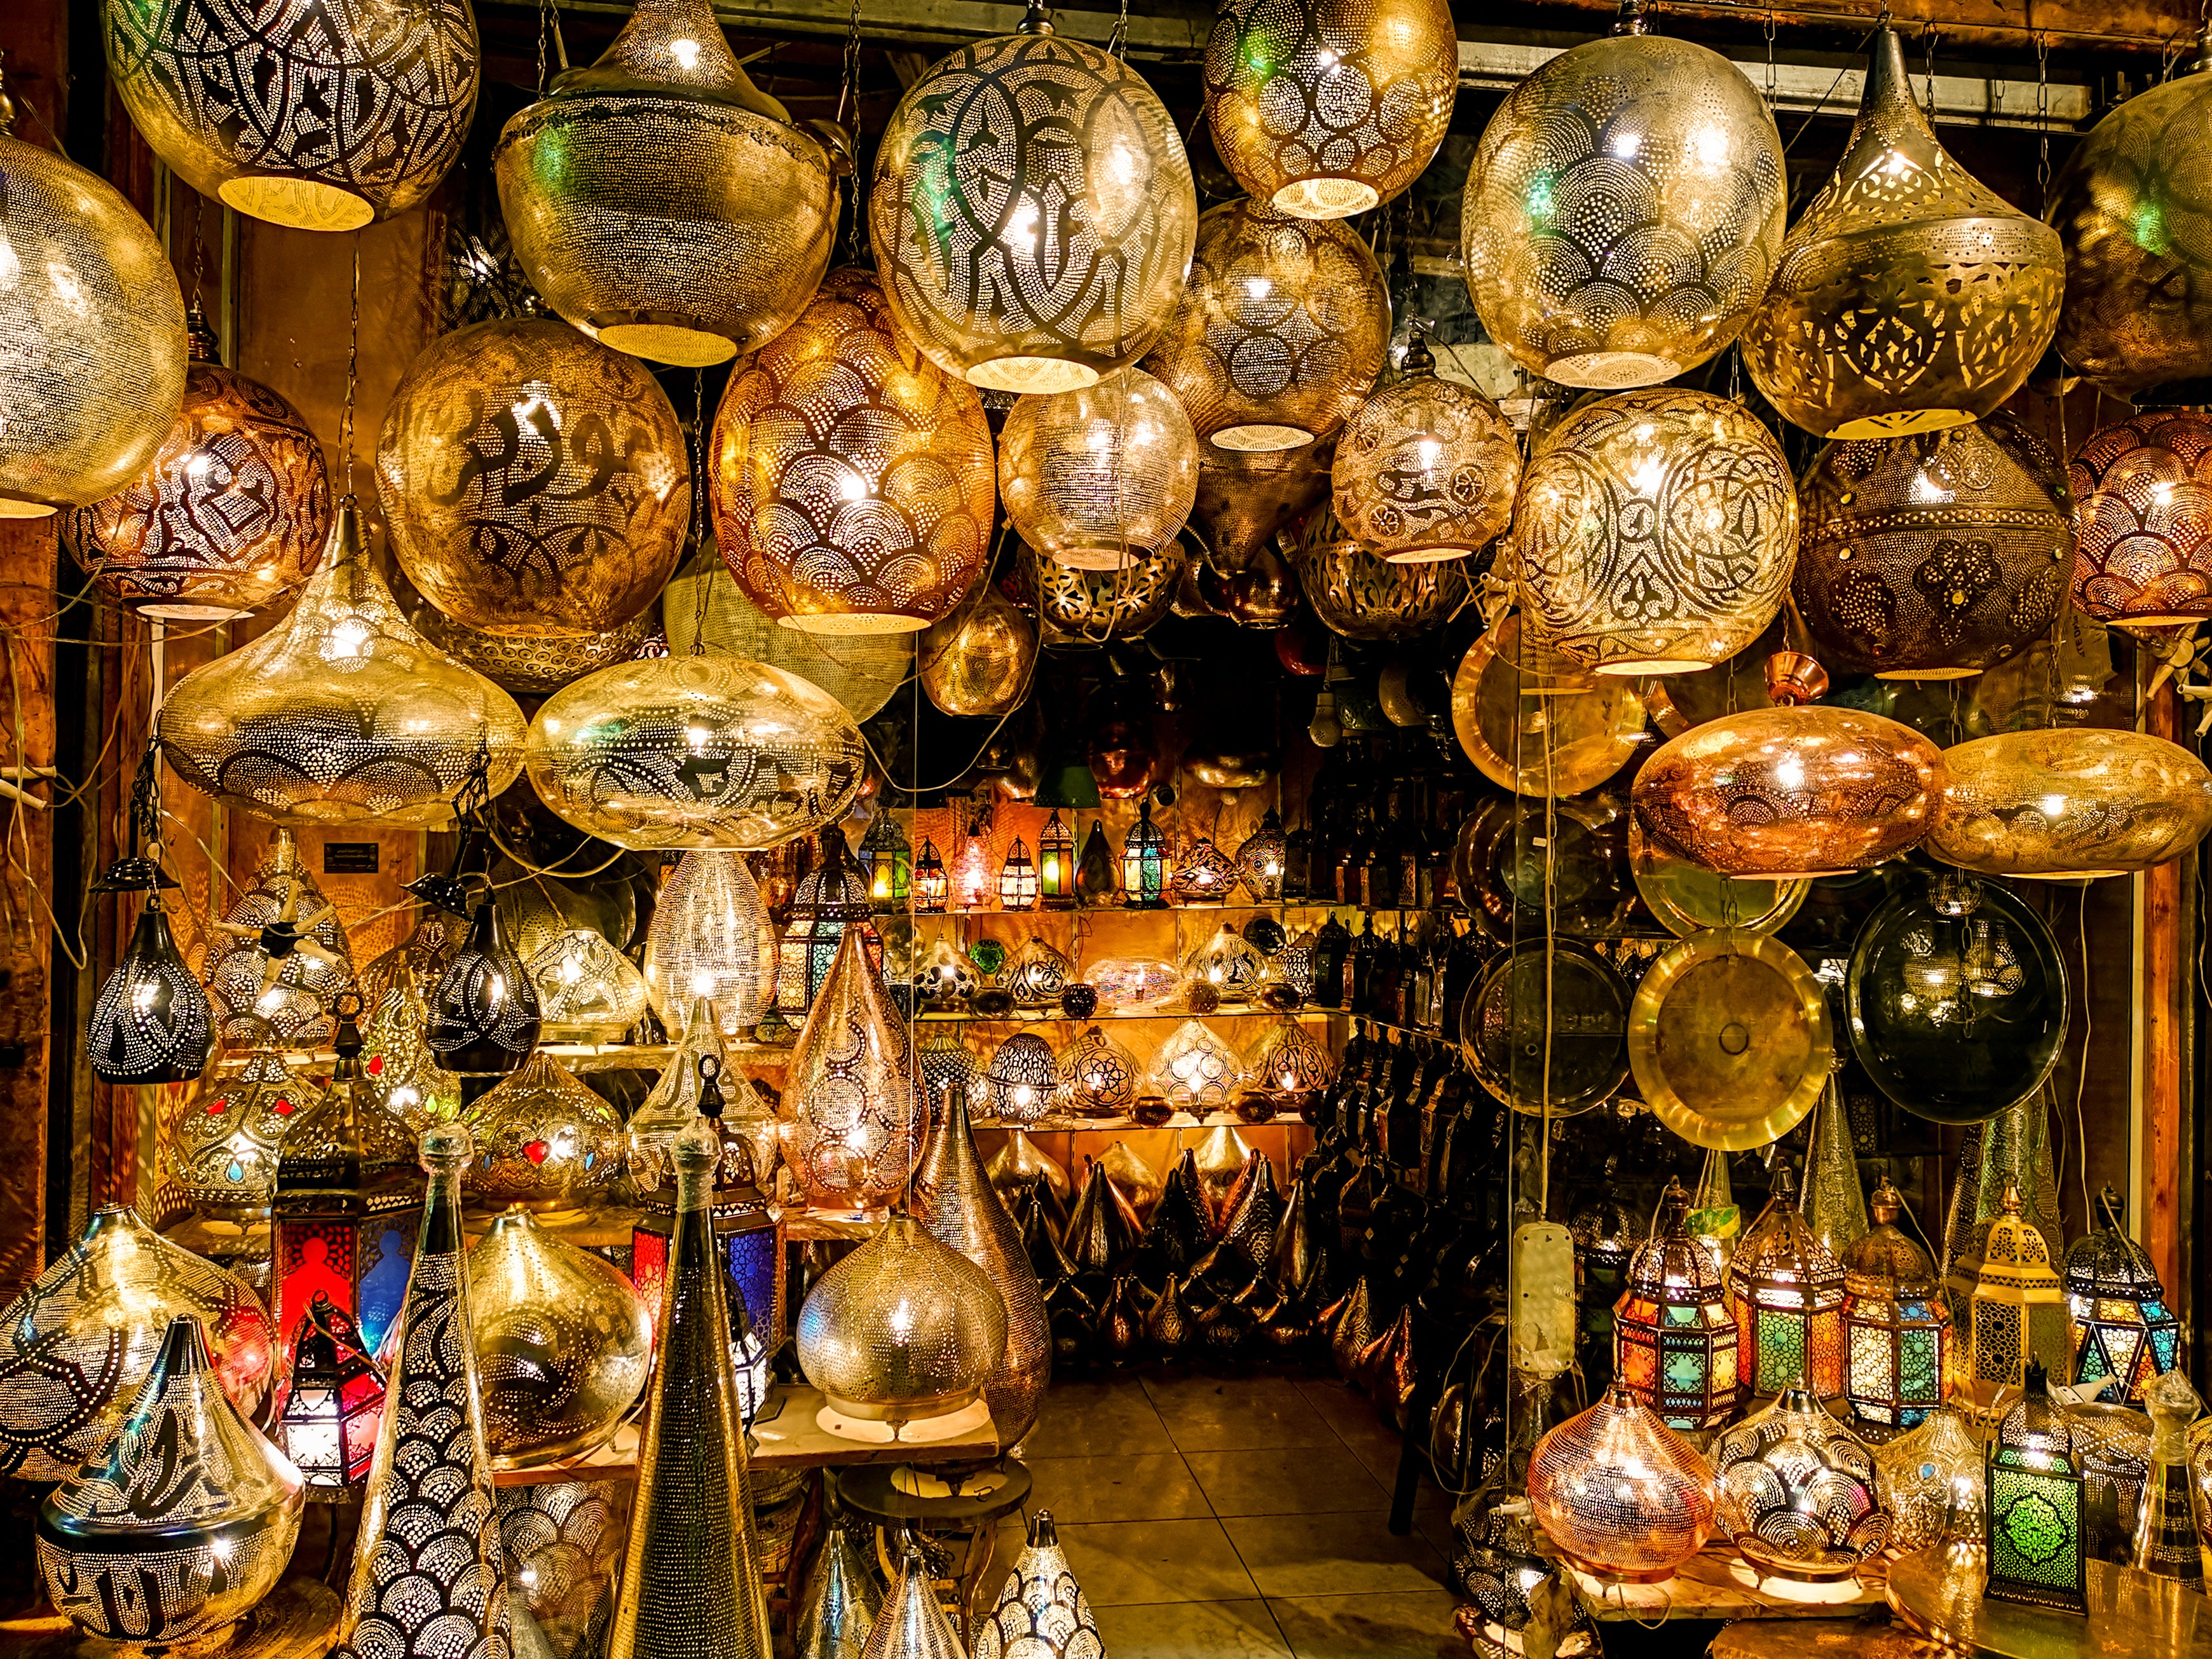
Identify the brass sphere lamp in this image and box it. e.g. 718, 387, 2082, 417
1331, 334, 1519, 563
1000, 369, 1199, 570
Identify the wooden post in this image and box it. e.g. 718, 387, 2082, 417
0, 521, 57, 1305
2143, 678, 2188, 1305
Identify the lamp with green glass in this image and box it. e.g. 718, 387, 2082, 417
860, 811, 911, 913
1121, 797, 1170, 909
1037, 811, 1077, 910
2064, 1185, 2179, 1405
1840, 1177, 1948, 1441
1986, 1358, 2087, 1613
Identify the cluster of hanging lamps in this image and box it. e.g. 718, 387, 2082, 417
2067, 408, 2212, 627
1000, 371, 1200, 570
203, 831, 358, 1049
1330, 334, 1519, 564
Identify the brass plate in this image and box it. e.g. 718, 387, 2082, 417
1887, 1546, 2212, 1659
1451, 614, 1646, 798
1630, 819, 1810, 939
1630, 929, 1832, 1151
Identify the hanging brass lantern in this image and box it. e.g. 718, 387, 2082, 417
1002, 369, 1199, 570
158, 499, 528, 827
407, 575, 663, 698
1515, 388, 1797, 674
1203, 0, 1455, 219
526, 650, 866, 850
378, 315, 688, 638
918, 573, 1037, 718
1332, 336, 1519, 563
1026, 543, 1184, 643
1192, 444, 1334, 569
641, 850, 779, 1039
2063, 1185, 2180, 1405
495, 0, 839, 366
461, 1050, 626, 1214
1290, 503, 1469, 641
785, 929, 926, 1219
667, 541, 911, 717
1612, 1178, 1738, 1430
1461, 23, 1785, 389
2068, 409, 2212, 627
203, 829, 359, 1050
529, 929, 652, 1042
1143, 199, 1390, 452
1929, 729, 2212, 880
871, 0, 1198, 393
1744, 27, 2061, 439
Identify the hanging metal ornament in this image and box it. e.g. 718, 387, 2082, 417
1191, 445, 1335, 571
1026, 543, 1185, 643
176, 1051, 322, 1220
428, 896, 543, 1077
529, 928, 652, 1042
410, 585, 664, 698
1001, 369, 1199, 569
2068, 408, 2212, 628
972, 1510, 1106, 1659
641, 850, 779, 1038
88, 884, 212, 1086
204, 829, 358, 1050
1291, 502, 1468, 641
1331, 334, 1519, 562
666, 540, 911, 718
918, 568, 1036, 717
1930, 729, 2212, 880
462, 1050, 626, 1213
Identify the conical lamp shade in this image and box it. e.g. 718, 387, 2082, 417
158, 498, 529, 826
973, 1510, 1105, 1659
861, 1545, 967, 1659
795, 1213, 1007, 1426
784, 928, 926, 1218
1803, 1081, 1869, 1262
798, 1521, 882, 1659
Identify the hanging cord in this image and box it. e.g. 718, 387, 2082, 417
340, 235, 361, 498
1108, 0, 1131, 62
1778, 24, 1878, 158
2035, 33, 2052, 215
1922, 27, 1940, 115
186, 193, 206, 314
2072, 888, 2093, 1229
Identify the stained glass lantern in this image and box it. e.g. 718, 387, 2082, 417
1710, 1388, 1888, 1581
1121, 800, 1172, 908
268, 1292, 384, 1496
1150, 1020, 1247, 1110
914, 840, 949, 913
427, 898, 543, 1077
861, 812, 912, 911
1005, 936, 1074, 1008
1060, 1025, 1141, 1117
870, 0, 1198, 393
1986, 1360, 2087, 1613
1170, 835, 1240, 906
1726, 1164, 1846, 1400
1234, 810, 1288, 902
785, 929, 927, 1219
88, 890, 212, 1086
641, 850, 777, 1040
461, 1050, 625, 1215
2063, 1185, 2178, 1405
1000, 839, 1041, 911
1184, 924, 1264, 1004
999, 370, 1199, 569
1526, 1384, 1717, 1583
957, 810, 997, 912
1873, 1403, 1983, 1557
779, 828, 882, 1020
528, 929, 652, 1043
1970, 1185, 2074, 1396
1611, 1178, 1739, 1430
1038, 812, 1077, 910
1840, 1178, 1949, 1440
985, 1032, 1061, 1126
2068, 409, 2212, 629
204, 830, 357, 1050
177, 1053, 321, 1221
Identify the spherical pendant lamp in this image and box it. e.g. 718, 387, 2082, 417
1202, 0, 1456, 219
1527, 1384, 1717, 1583
1025, 543, 1184, 643
495, 0, 838, 366
2068, 409, 2212, 627
870, 0, 1198, 393
1332, 337, 1519, 563
157, 498, 528, 828
665, 540, 908, 719
66, 308, 329, 620
1743, 27, 2061, 439
524, 650, 865, 850
710, 268, 995, 634
104, 0, 474, 231
0, 106, 187, 517
1142, 199, 1390, 452
1928, 729, 2212, 880
919, 578, 1037, 718
795, 1213, 1006, 1425
376, 315, 688, 638
1516, 388, 1796, 674
1795, 416, 2072, 679
1000, 371, 1199, 570
1290, 506, 1467, 640
1461, 25, 1785, 390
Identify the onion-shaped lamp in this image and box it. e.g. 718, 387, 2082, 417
1515, 388, 1797, 673
176, 1052, 321, 1221
1142, 199, 1390, 452
870, 0, 1198, 393
1461, 20, 1785, 388
641, 850, 778, 1039
2068, 409, 2212, 627
1170, 834, 1241, 906
1000, 369, 1199, 570
786, 929, 926, 1219
919, 572, 1037, 716
461, 1049, 625, 1214
377, 315, 688, 637
1332, 335, 1519, 562
1185, 924, 1264, 1005
1743, 25, 2061, 438
1526, 1383, 1717, 1583
528, 929, 651, 1043
1710, 1388, 1887, 1581
1873, 1403, 1981, 1557
1969, 1186, 2073, 1396
1929, 729, 2212, 880
157, 498, 529, 827
427, 897, 543, 1077
1150, 1019, 1247, 1110
1612, 1178, 1739, 1430
1840, 1178, 1949, 1440
1004, 936, 1074, 1008
494, 0, 839, 366
1060, 1025, 1141, 1117
1235, 809, 1288, 900
1726, 1164, 1846, 1400
203, 830, 357, 1050
2063, 1185, 2178, 1407
1243, 1016, 1332, 1112
711, 268, 995, 633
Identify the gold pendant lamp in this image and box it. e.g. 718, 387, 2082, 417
871, 0, 1198, 393
1927, 729, 2212, 880
495, 0, 842, 367
2068, 409, 2212, 628
1744, 25, 2062, 439
1331, 335, 1519, 564
1000, 370, 1200, 571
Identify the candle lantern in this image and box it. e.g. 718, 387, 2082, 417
1038, 811, 1077, 909
2063, 1185, 2179, 1405
999, 838, 1041, 911
268, 1292, 385, 1497
1970, 1185, 2072, 1396
861, 811, 912, 911
1612, 1178, 1738, 1430
1121, 799, 1171, 908
1169, 833, 1239, 906
1986, 1360, 2087, 1613
778, 827, 882, 1020
914, 839, 948, 913
1840, 1178, 1949, 1440
1725, 1164, 1846, 1400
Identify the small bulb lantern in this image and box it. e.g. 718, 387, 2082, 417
1121, 799, 1171, 908
89, 889, 213, 1086
1037, 811, 1077, 909
913, 839, 949, 913
1612, 1178, 1739, 1430
1840, 1178, 1949, 1440
999, 838, 1041, 911
957, 810, 997, 911
2063, 1185, 2178, 1405
861, 811, 913, 911
1970, 1185, 2073, 1396
268, 1292, 385, 1498
1726, 1164, 1847, 1401
1986, 1359, 2087, 1613
1170, 834, 1239, 906
779, 827, 883, 1020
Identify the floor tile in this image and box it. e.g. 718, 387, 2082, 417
1094, 1597, 1294, 1658
1265, 1589, 1463, 1659
1023, 1452, 1212, 1525
1023, 1377, 1174, 1458
1055, 1517, 1262, 1606
1221, 1510, 1449, 1599
1295, 1378, 1407, 1464
1183, 1445, 1393, 1517
1144, 1372, 1342, 1452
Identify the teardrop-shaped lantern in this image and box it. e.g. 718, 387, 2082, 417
918, 575, 1037, 718
972, 1510, 1105, 1659
461, 1049, 626, 1213
1745, 27, 2062, 439
785, 929, 927, 1219
1332, 336, 1519, 562
1929, 729, 2212, 879
641, 850, 779, 1038
361, 978, 463, 1131
88, 893, 212, 1085
378, 315, 688, 637
1192, 445, 1335, 569
1150, 1020, 1249, 1110
2068, 408, 2212, 628
871, 3, 1198, 393
1000, 369, 1199, 570
710, 268, 995, 634
428, 897, 543, 1076
1142, 200, 1391, 452
67, 306, 330, 618
1461, 25, 1785, 389
495, 0, 838, 366
203, 830, 358, 1049
158, 498, 528, 826
526, 650, 866, 849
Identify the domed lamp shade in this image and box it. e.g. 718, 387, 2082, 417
1726, 1165, 1847, 1399
376, 315, 688, 638
203, 830, 358, 1050
1332, 336, 1520, 563
665, 540, 911, 718
494, 0, 839, 366
1243, 1015, 1332, 1109
427, 898, 543, 1077
158, 498, 528, 826
785, 929, 927, 1219
1004, 936, 1074, 1008
1000, 370, 1199, 570
1461, 25, 1785, 389
1027, 542, 1185, 643
177, 1053, 322, 1221
1612, 1178, 1738, 1430
870, 0, 1198, 393
1796, 416, 2073, 679
1203, 0, 1456, 219
984, 1032, 1060, 1125
410, 601, 664, 699
1873, 1404, 1982, 1556
1515, 388, 1797, 674
1292, 507, 1467, 644
1149, 1019, 1248, 1110
528, 929, 652, 1043
641, 850, 778, 1038
66, 306, 330, 619
2068, 409, 2212, 627
0, 107, 186, 516
1929, 730, 2212, 880
1170, 835, 1241, 906
2063, 1185, 2179, 1405
461, 1049, 625, 1214
1526, 1384, 1717, 1583
1709, 1388, 1887, 1581
1742, 26, 2061, 439
1142, 200, 1391, 452
1840, 1178, 1949, 1439
88, 892, 213, 1086
710, 268, 995, 634
1060, 1025, 1141, 1117
525, 650, 866, 850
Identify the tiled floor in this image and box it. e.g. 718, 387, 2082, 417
999, 1370, 1463, 1659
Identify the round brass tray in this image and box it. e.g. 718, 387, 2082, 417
1629, 929, 1832, 1151
1629, 818, 1810, 939
1451, 613, 1646, 798
1887, 1545, 2212, 1659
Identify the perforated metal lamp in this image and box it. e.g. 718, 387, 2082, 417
1724, 1164, 1846, 1401
778, 828, 883, 1020
1969, 1184, 2073, 1396
2061, 1185, 2178, 1405
1840, 1178, 1949, 1440
1985, 1360, 2087, 1612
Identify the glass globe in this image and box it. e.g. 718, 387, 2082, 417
461, 1050, 626, 1213
665, 540, 910, 718
918, 577, 1037, 718
526, 650, 866, 850
66, 308, 329, 619
2068, 409, 2212, 627
1796, 416, 2072, 679
1000, 370, 1199, 570
641, 850, 778, 1038
1331, 338, 1519, 563
1526, 1384, 1717, 1583
1930, 729, 2212, 880
710, 268, 995, 634
1025, 543, 1185, 643
1461, 29, 1785, 388
0, 115, 186, 515
1202, 0, 1456, 219
528, 929, 652, 1043
493, 0, 836, 365
104, 0, 473, 230
158, 499, 528, 827
870, 2, 1198, 393
1060, 1025, 1141, 1117
377, 315, 688, 638
1142, 199, 1390, 452
795, 1213, 1007, 1423
1515, 388, 1797, 674
1709, 1389, 1887, 1581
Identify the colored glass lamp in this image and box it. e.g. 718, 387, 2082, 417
1710, 1387, 1888, 1581
1037, 811, 1077, 910
861, 810, 913, 911
999, 838, 1041, 911
1121, 798, 1171, 908
1725, 1164, 1846, 1400
1569, 1167, 1638, 1386
779, 827, 883, 1020
268, 1292, 385, 1498
1970, 1184, 2073, 1397
1169, 833, 1240, 906
2063, 1185, 2178, 1405
1840, 1177, 1949, 1440
1986, 1359, 2087, 1613
1612, 1177, 1739, 1430
914, 839, 949, 913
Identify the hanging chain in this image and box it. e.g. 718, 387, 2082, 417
341, 234, 361, 498
2035, 32, 2052, 210
536, 0, 552, 94
1764, 13, 1778, 109
838, 0, 864, 261
1923, 27, 1939, 115
689, 370, 712, 655
1109, 0, 1130, 62
186, 193, 205, 312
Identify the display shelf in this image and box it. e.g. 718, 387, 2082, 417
908, 1005, 1328, 1024
1573, 1548, 1887, 1622
971, 1109, 1312, 1133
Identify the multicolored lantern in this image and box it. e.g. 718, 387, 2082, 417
1612, 1178, 1738, 1429
1840, 1177, 1948, 1439
1724, 1164, 1845, 1400
2062, 1185, 2178, 1405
